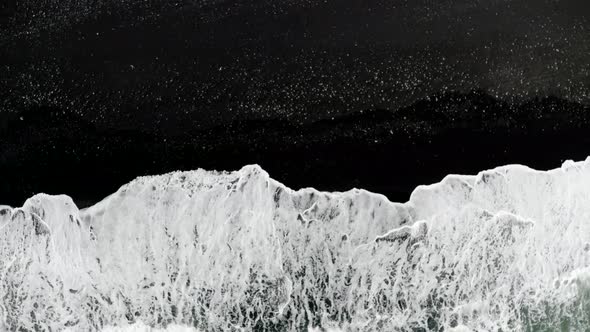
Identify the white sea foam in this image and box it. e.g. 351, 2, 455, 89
2, 159, 590, 331
99, 321, 200, 332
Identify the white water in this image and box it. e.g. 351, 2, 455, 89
2, 159, 590, 331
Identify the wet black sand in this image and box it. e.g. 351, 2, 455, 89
1, 0, 589, 207
2, 91, 589, 207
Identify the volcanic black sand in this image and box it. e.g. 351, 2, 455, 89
2, 91, 589, 208
1, 0, 589, 207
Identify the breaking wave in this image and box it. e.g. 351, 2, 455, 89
2, 159, 590, 331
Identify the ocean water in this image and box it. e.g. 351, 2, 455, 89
2, 160, 590, 331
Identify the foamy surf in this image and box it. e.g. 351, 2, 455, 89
2, 159, 590, 330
